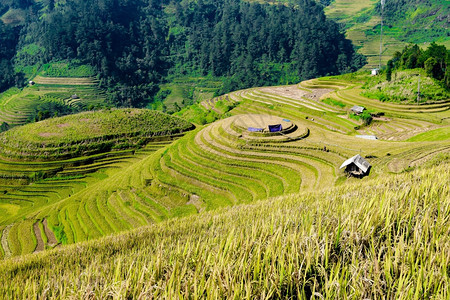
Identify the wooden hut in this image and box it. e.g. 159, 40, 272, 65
350, 105, 365, 115
340, 154, 371, 177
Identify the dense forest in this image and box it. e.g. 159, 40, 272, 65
0, 0, 365, 107
386, 43, 450, 88
0, 22, 22, 91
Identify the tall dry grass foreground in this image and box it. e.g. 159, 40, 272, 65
1, 163, 449, 299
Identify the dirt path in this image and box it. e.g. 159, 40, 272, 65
43, 219, 58, 245
33, 221, 45, 253
1, 225, 13, 258
33, 76, 95, 85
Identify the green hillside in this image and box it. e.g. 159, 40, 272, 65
324, 0, 450, 68
0, 162, 448, 298
0, 75, 107, 128
1, 0, 365, 109
0, 108, 194, 160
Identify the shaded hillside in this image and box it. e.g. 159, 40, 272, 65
378, 0, 449, 44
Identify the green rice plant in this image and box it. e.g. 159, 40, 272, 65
0, 108, 194, 161
407, 127, 450, 142
322, 97, 346, 108
6, 223, 20, 256
18, 220, 36, 255
41, 63, 96, 78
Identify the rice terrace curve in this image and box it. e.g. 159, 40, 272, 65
0, 72, 448, 297
0, 71, 448, 262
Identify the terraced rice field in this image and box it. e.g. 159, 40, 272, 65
0, 135, 196, 258
0, 109, 195, 258
223, 75, 449, 174
0, 77, 106, 127
299, 77, 448, 138
1, 74, 448, 258
324, 0, 409, 69
1, 162, 448, 298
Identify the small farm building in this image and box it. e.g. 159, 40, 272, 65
340, 154, 371, 177
71, 94, 79, 99
351, 105, 365, 115
29, 81, 35, 85
371, 69, 379, 76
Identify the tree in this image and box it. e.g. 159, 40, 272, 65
424, 57, 439, 79
0, 122, 9, 133
386, 59, 394, 81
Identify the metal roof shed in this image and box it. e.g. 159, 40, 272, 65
351, 105, 365, 114
340, 154, 371, 177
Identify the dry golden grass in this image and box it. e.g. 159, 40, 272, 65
0, 162, 448, 298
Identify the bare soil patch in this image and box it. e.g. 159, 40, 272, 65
373, 116, 392, 121
1, 225, 12, 258
304, 88, 334, 101
388, 158, 410, 173
258, 85, 309, 100
56, 123, 70, 128
43, 219, 58, 245
234, 114, 292, 130
187, 194, 204, 213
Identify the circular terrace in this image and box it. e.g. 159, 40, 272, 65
225, 114, 309, 143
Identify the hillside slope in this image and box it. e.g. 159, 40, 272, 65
1, 162, 448, 298
0, 109, 195, 258
324, 0, 450, 68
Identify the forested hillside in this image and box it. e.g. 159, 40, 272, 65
0, 0, 365, 107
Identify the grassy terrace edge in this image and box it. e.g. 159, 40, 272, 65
0, 162, 448, 299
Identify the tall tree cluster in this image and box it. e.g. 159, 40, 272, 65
0, 22, 22, 91
387, 43, 450, 88
3, 0, 365, 106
